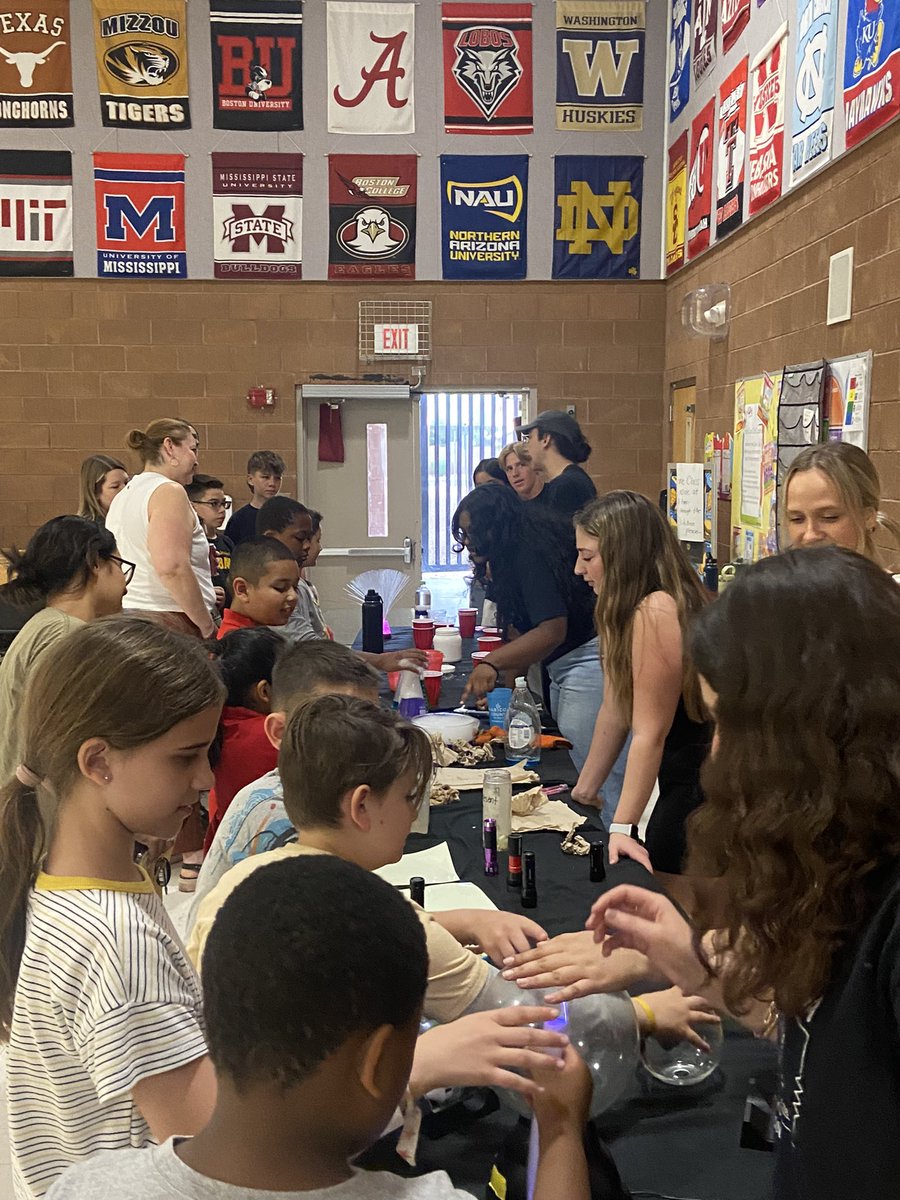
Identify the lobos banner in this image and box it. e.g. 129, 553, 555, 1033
440, 154, 527, 279
212, 152, 302, 279
721, 0, 750, 53
0, 3, 74, 127
328, 154, 416, 278
692, 0, 716, 85
210, 1, 303, 131
790, 0, 835, 186
748, 22, 787, 216
665, 132, 687, 273
552, 155, 642, 279
442, 4, 532, 134
555, 1, 645, 131
716, 57, 748, 237
92, 0, 190, 129
94, 152, 186, 277
327, 2, 414, 133
687, 98, 714, 258
0, 150, 72, 275
669, 0, 691, 121
843, 0, 900, 149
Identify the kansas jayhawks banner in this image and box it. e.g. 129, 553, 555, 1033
716, 57, 748, 237
328, 154, 416, 279
94, 152, 186, 277
721, 0, 750, 53
440, 154, 527, 279
687, 98, 714, 258
92, 0, 190, 129
665, 132, 687, 273
843, 0, 900, 149
552, 155, 642, 279
748, 22, 787, 216
669, 0, 691, 121
0, 150, 72, 275
327, 2, 414, 133
0, 2, 74, 127
442, 4, 532, 133
555, 1, 645, 131
692, 0, 716, 85
789, 0, 836, 186
210, 1, 303, 131
212, 152, 302, 279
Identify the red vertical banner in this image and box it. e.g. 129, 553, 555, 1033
328, 154, 417, 279
748, 23, 787, 217
687, 98, 715, 259
716, 57, 747, 238
442, 3, 533, 133
721, 0, 750, 53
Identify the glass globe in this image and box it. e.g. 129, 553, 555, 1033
641, 1019, 724, 1086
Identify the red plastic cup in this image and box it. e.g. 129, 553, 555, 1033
387, 671, 400, 691
412, 619, 435, 649
424, 648, 444, 671
458, 608, 477, 638
480, 626, 501, 637
423, 671, 442, 708
471, 651, 490, 665
477, 635, 502, 653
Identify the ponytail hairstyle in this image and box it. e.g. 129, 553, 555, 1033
0, 616, 225, 1038
77, 454, 128, 521
125, 418, 195, 467
0, 516, 117, 608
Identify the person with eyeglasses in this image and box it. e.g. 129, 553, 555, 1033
186, 474, 233, 611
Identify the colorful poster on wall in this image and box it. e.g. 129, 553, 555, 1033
327, 1, 414, 134
442, 3, 533, 134
555, 0, 645, 131
440, 154, 527, 279
552, 155, 642, 278
665, 131, 687, 273
731, 370, 782, 562
790, 0, 835, 187
212, 152, 302, 280
328, 154, 416, 279
92, 0, 190, 129
0, 2, 74, 127
0, 150, 72, 275
93, 152, 186, 278
687, 98, 715, 258
843, 0, 900, 149
693, 0, 716, 84
210, 1, 303, 131
824, 352, 871, 447
748, 22, 787, 216
721, 0, 750, 53
669, 0, 691, 121
716, 57, 747, 236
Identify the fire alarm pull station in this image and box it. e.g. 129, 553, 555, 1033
248, 387, 276, 409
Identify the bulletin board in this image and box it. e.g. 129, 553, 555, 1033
824, 352, 872, 448
730, 371, 782, 563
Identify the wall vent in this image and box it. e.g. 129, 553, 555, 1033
826, 248, 854, 326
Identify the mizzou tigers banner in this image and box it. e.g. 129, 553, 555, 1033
328, 155, 416, 279
210, 1, 303, 131
92, 0, 190, 129
442, 4, 532, 134
555, 1, 645, 131
552, 155, 642, 279
212, 153, 302, 279
440, 154, 527, 279
0, 150, 72, 275
327, 2, 414, 134
94, 152, 186, 277
0, 3, 74, 127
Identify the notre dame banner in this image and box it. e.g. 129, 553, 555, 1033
552, 155, 642, 279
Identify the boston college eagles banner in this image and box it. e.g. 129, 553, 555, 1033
0, 2, 74, 128
440, 154, 528, 279
442, 4, 533, 134
555, 1, 645, 131
328, 154, 416, 279
92, 0, 191, 129
212, 153, 302, 279
94, 152, 187, 277
0, 150, 72, 275
327, 2, 414, 134
210, 1, 303, 131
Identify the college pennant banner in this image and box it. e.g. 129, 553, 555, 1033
665, 132, 687, 273
210, 1, 303, 131
692, 0, 716, 85
687, 98, 714, 259
92, 0, 190, 129
0, 3, 74, 127
669, 0, 691, 121
748, 22, 787, 216
212, 152, 302, 279
552, 155, 642, 279
327, 2, 414, 134
440, 154, 527, 279
721, 0, 750, 54
328, 154, 416, 279
716, 57, 748, 237
555, 1, 645, 131
843, 0, 900, 149
94, 152, 186, 278
0, 150, 72, 275
442, 3, 533, 134
789, 0, 835, 187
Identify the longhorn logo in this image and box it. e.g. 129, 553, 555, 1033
0, 40, 65, 87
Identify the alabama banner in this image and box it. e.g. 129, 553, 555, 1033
552, 155, 642, 279
0, 2, 74, 127
328, 154, 416, 279
692, 0, 716, 85
440, 154, 527, 279
210, 0, 303, 131
748, 22, 787, 216
555, 1, 645, 131
212, 152, 302, 279
721, 0, 750, 53
442, 4, 532, 134
92, 0, 190, 129
327, 2, 414, 134
0, 150, 72, 275
843, 0, 900, 149
790, 0, 835, 187
687, 98, 714, 258
665, 132, 687, 273
94, 152, 186, 278
669, 0, 691, 121
716, 57, 748, 237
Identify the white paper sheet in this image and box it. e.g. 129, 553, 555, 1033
424, 882, 497, 912
676, 462, 705, 542
374, 841, 459, 887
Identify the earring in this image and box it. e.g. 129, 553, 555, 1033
103, 774, 111, 783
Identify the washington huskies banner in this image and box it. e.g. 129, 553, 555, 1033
442, 4, 532, 134
665, 132, 687, 273
748, 22, 787, 216
669, 0, 691, 121
327, 2, 414, 133
692, 0, 716, 85
328, 154, 416, 279
552, 155, 642, 279
92, 0, 190, 128
440, 154, 527, 279
0, 3, 74, 127
555, 1, 645, 131
210, 1, 303, 131
721, 0, 750, 53
687, 98, 714, 259
94, 152, 186, 277
843, 0, 900, 149
0, 150, 72, 275
212, 152, 302, 279
789, 0, 835, 186
716, 57, 747, 237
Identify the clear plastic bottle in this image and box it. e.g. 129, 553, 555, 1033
414, 581, 432, 617
505, 677, 541, 768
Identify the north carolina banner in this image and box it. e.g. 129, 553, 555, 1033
92, 0, 190, 129
442, 3, 533, 134
843, 0, 900, 149
555, 1, 645, 131
328, 154, 416, 278
552, 155, 642, 279
0, 2, 74, 127
212, 152, 302, 279
94, 152, 186, 277
748, 22, 787, 216
687, 98, 714, 259
790, 0, 835, 187
210, 0, 303, 131
721, 0, 750, 53
692, 0, 716, 85
669, 0, 691, 121
665, 132, 687, 274
716, 57, 747, 237
327, 2, 414, 133
0, 150, 72, 275
440, 154, 527, 279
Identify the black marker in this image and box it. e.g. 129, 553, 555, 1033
409, 876, 425, 906
483, 818, 499, 876
589, 842, 606, 884
507, 832, 523, 889
521, 850, 537, 907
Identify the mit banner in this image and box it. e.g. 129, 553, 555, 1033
0, 149, 72, 276
440, 154, 527, 279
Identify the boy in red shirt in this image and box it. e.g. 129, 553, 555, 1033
217, 537, 299, 638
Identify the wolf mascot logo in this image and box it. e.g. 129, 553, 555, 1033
452, 25, 522, 120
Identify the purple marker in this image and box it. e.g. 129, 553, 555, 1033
483, 818, 499, 876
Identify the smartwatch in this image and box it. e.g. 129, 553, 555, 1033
609, 822, 642, 841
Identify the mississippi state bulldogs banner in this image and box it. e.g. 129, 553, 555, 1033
210, 1, 303, 131
327, 2, 414, 134
442, 3, 533, 134
692, 0, 716, 85
748, 22, 787, 216
0, 150, 72, 275
789, 0, 836, 186
555, 1, 645, 131
669, 0, 691, 121
552, 155, 642, 279
440, 154, 527, 279
686, 98, 714, 259
721, 0, 750, 54
665, 132, 687, 273
94, 152, 186, 277
328, 155, 416, 279
716, 57, 747, 237
0, 2, 74, 128
92, 0, 190, 129
212, 152, 302, 279
843, 0, 900, 149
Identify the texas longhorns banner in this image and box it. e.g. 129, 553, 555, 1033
327, 2, 414, 134
92, 0, 191, 129
210, 0, 303, 131
0, 2, 74, 127
442, 3, 533, 134
555, 0, 645, 131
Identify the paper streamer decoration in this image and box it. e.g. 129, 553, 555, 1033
327, 1, 414, 134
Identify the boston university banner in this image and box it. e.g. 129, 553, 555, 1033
327, 2, 414, 134
328, 154, 416, 278
212, 152, 302, 279
716, 57, 747, 237
210, 0, 303, 131
92, 0, 190, 129
553, 155, 642, 279
555, 1, 645, 131
0, 2, 74, 127
94, 152, 186, 277
0, 150, 72, 275
442, 3, 533, 134
440, 154, 527, 279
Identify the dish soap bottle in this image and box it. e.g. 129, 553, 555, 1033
505, 677, 541, 768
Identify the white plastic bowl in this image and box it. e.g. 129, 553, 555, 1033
412, 712, 480, 743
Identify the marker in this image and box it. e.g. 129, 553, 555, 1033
589, 842, 606, 884
409, 876, 425, 906
521, 850, 537, 907
483, 818, 499, 876
507, 832, 523, 889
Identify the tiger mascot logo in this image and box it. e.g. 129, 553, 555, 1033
104, 42, 178, 87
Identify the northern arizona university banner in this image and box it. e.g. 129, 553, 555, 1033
442, 4, 533, 133
94, 152, 186, 277
553, 155, 641, 279
716, 57, 747, 237
555, 1, 645, 131
441, 155, 527, 279
327, 2, 414, 133
92, 0, 190, 129
210, 0, 303, 130
789, 0, 836, 186
0, 2, 74, 127
0, 150, 72, 275
843, 0, 900, 149
212, 152, 302, 279
328, 154, 416, 278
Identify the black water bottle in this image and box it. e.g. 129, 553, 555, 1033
361, 589, 384, 654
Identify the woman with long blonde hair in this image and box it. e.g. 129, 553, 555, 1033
77, 454, 129, 526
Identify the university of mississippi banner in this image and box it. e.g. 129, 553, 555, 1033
327, 2, 414, 134
716, 57, 747, 237
0, 3, 74, 127
669, 0, 691, 121
789, 0, 835, 187
687, 98, 714, 259
552, 155, 642, 279
692, 0, 716, 85
665, 132, 687, 274
442, 4, 533, 134
0, 150, 72, 275
92, 0, 190, 129
212, 152, 302, 279
721, 0, 750, 53
748, 22, 787, 216
210, 1, 303, 131
94, 152, 186, 277
328, 154, 416, 279
555, 1, 645, 131
440, 154, 527, 279
843, 0, 900, 149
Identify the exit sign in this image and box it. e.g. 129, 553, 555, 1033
374, 323, 419, 355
